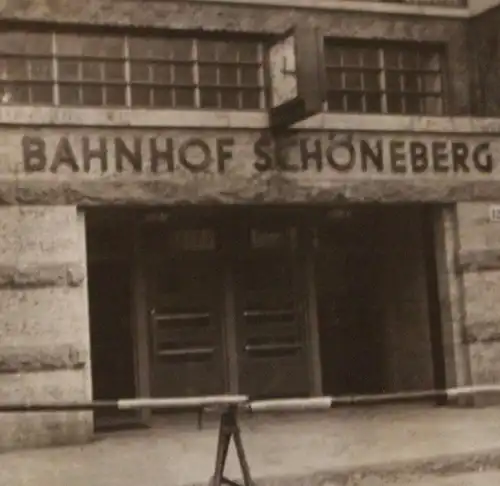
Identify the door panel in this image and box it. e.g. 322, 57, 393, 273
146, 227, 225, 398
236, 226, 309, 398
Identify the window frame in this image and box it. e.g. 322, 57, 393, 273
0, 25, 268, 110
323, 39, 448, 116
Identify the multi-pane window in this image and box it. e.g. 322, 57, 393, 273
324, 42, 445, 115
0, 31, 265, 109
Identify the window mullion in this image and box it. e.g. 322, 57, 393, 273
124, 36, 132, 108
193, 39, 200, 108
257, 43, 265, 109
379, 48, 387, 113
52, 33, 59, 106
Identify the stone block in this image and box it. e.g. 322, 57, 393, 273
0, 287, 90, 347
462, 271, 500, 323
457, 202, 500, 252
0, 344, 86, 373
0, 370, 92, 451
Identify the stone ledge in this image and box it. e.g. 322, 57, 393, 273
0, 344, 86, 373
0, 263, 85, 289
464, 321, 500, 344
458, 249, 500, 273
4, 178, 500, 205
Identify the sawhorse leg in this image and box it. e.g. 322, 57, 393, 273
210, 406, 254, 486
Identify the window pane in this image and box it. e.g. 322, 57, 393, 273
219, 66, 238, 85
240, 66, 259, 86
131, 85, 151, 106
153, 87, 173, 107
81, 61, 102, 81
241, 90, 261, 109
220, 89, 239, 109
387, 94, 403, 113
4, 84, 30, 103
360, 48, 379, 68
420, 52, 441, 71
199, 65, 217, 85
30, 59, 53, 81
404, 94, 422, 114
402, 73, 419, 92
129, 37, 168, 60
82, 85, 104, 105
198, 41, 218, 62
105, 86, 126, 106
173, 65, 194, 85
342, 48, 363, 67
401, 51, 418, 70
325, 49, 341, 66
363, 72, 380, 91
58, 60, 80, 81
59, 84, 81, 105
384, 50, 400, 68
170, 39, 193, 61
327, 69, 342, 89
344, 72, 362, 90
175, 88, 195, 107
423, 96, 442, 115
200, 88, 219, 108
345, 92, 363, 112
422, 73, 441, 93
152, 63, 172, 84
217, 42, 239, 62
238, 43, 259, 62
104, 62, 125, 82
386, 72, 401, 92
31, 84, 53, 104
327, 91, 344, 111
5, 59, 28, 80
130, 62, 150, 82
365, 93, 382, 113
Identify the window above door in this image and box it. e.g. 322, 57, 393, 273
0, 30, 266, 110
324, 41, 446, 115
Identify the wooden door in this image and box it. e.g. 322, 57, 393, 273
235, 224, 309, 398
145, 225, 226, 398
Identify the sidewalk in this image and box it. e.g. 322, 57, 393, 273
2, 404, 500, 486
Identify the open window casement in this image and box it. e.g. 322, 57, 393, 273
268, 26, 327, 130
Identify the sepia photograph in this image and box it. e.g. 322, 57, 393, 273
0, 0, 499, 485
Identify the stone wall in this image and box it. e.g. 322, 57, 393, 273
456, 202, 500, 405
0, 206, 92, 450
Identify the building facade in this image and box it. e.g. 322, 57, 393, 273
2, 0, 500, 450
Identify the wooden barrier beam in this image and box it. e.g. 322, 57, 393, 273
248, 396, 333, 412
0, 395, 249, 413
118, 395, 248, 410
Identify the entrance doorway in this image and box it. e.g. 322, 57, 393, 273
315, 205, 443, 397
140, 213, 310, 399
86, 205, 445, 418
143, 223, 226, 397
234, 223, 308, 398
86, 213, 137, 429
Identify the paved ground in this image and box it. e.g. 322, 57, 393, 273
3, 404, 500, 485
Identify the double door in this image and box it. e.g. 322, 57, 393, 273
144, 219, 310, 399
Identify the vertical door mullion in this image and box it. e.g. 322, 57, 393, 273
300, 224, 323, 396
221, 222, 240, 394
131, 215, 152, 425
